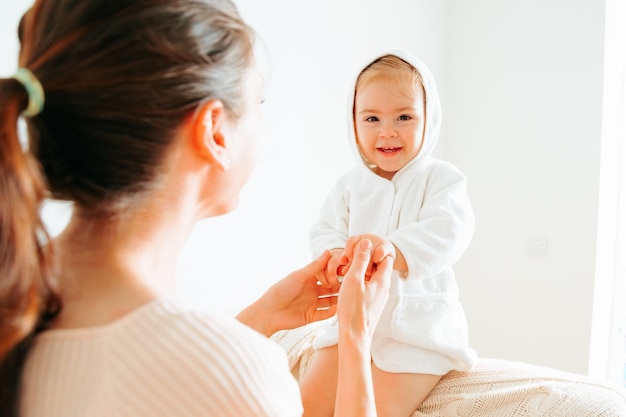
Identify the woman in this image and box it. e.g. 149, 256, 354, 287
0, 1, 392, 416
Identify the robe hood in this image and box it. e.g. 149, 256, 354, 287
347, 50, 442, 173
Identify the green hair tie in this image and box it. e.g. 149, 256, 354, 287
11, 68, 45, 117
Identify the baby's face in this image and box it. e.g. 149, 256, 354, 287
354, 77, 425, 180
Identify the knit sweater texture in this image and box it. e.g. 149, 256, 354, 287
20, 298, 303, 417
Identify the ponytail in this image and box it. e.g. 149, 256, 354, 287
0, 0, 255, 412
0, 78, 59, 416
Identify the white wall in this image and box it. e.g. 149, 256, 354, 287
178, 0, 448, 314
590, 0, 626, 383
0, 2, 30, 74
0, 0, 614, 378
0, 0, 445, 316
228, 0, 611, 376
444, 0, 606, 375
0, 1, 75, 235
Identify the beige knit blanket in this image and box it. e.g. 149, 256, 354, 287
272, 322, 626, 417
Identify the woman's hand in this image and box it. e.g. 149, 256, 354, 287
335, 238, 392, 417
338, 234, 397, 280
237, 251, 339, 337
337, 238, 392, 341
316, 248, 347, 289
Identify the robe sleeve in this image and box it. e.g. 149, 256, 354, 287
309, 175, 351, 257
389, 165, 474, 279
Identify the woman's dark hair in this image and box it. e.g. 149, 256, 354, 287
0, 0, 255, 414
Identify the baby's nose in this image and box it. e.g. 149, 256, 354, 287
378, 122, 398, 138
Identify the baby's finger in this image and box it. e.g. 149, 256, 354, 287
343, 236, 362, 260
372, 244, 386, 264
336, 263, 350, 277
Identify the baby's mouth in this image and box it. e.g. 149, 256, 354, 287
378, 147, 402, 154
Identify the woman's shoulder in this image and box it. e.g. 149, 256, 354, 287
25, 298, 303, 417
112, 298, 290, 370
112, 298, 302, 415
125, 297, 262, 340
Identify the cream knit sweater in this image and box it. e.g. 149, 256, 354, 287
20, 298, 303, 417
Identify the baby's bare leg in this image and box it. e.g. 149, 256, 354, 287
372, 363, 442, 417
300, 345, 338, 417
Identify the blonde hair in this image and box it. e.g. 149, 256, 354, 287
355, 55, 425, 100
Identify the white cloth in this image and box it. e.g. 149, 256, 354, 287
310, 50, 476, 374
20, 298, 303, 417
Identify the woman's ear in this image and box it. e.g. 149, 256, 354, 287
190, 99, 231, 170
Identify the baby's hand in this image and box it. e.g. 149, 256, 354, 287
340, 235, 396, 280
316, 248, 347, 289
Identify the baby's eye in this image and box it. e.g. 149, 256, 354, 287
398, 114, 412, 121
365, 116, 379, 122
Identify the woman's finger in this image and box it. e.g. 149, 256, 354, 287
344, 239, 372, 283
300, 250, 332, 282
368, 254, 392, 292
312, 305, 337, 322
317, 282, 339, 295
316, 294, 338, 309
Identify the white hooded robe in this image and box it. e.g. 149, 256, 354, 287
310, 50, 476, 374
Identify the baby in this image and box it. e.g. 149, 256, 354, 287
301, 50, 477, 417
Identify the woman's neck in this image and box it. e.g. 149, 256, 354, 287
50, 199, 197, 330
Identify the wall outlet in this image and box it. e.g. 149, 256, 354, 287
527, 235, 547, 258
